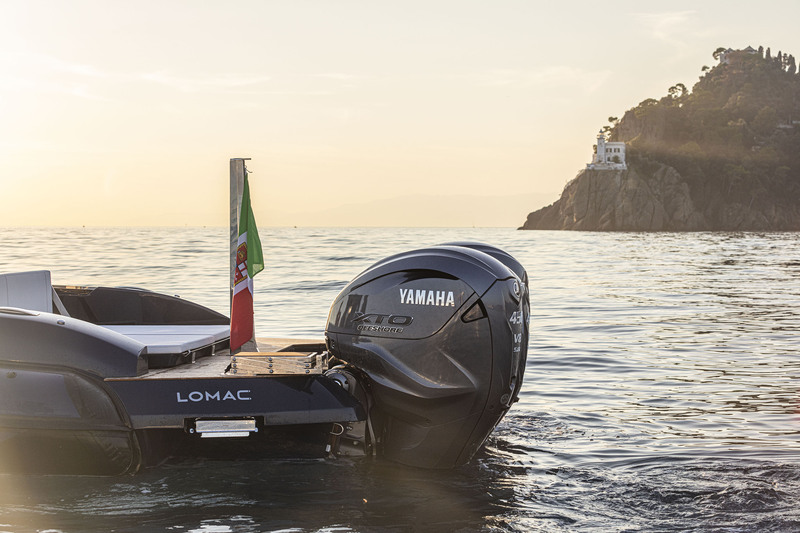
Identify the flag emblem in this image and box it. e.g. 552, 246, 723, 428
234, 243, 248, 287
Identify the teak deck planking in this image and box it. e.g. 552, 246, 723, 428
106, 338, 322, 381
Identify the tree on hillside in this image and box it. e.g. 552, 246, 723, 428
602, 117, 620, 137
713, 47, 727, 61
781, 53, 795, 72
668, 83, 688, 99
752, 106, 778, 137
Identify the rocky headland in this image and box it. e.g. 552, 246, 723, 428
520, 163, 800, 231
521, 46, 800, 231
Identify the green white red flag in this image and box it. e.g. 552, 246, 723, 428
230, 173, 263, 351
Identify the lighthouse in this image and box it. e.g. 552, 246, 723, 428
588, 130, 626, 170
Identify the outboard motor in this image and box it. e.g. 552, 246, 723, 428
325, 243, 528, 469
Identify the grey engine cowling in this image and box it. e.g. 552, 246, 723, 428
325, 243, 528, 469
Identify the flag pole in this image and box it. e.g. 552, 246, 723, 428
229, 157, 257, 352
230, 158, 250, 308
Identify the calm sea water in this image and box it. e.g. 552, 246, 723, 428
1, 226, 799, 532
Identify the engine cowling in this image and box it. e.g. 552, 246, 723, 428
325, 243, 528, 469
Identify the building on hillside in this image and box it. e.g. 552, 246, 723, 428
719, 46, 758, 64
587, 131, 626, 170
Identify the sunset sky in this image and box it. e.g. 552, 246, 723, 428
1, 1, 799, 227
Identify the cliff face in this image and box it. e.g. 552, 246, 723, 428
520, 163, 800, 231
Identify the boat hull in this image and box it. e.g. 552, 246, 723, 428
0, 360, 366, 474
0, 362, 140, 475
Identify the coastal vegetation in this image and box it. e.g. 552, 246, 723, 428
611, 46, 800, 217
521, 46, 800, 231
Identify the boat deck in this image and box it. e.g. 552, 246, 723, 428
106, 338, 321, 381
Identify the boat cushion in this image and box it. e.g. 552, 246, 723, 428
103, 324, 230, 368
103, 325, 230, 354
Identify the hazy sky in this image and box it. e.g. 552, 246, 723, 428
2, 1, 799, 227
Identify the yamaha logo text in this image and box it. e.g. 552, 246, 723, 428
399, 288, 455, 307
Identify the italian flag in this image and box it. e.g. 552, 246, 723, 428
230, 173, 264, 351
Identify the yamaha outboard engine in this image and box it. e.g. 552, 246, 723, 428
325, 243, 528, 469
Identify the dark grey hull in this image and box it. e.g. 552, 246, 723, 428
0, 357, 364, 475
0, 362, 140, 474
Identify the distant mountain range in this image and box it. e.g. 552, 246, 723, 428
521, 46, 800, 231
267, 192, 556, 227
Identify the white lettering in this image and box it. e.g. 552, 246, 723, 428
400, 289, 457, 307
176, 389, 253, 403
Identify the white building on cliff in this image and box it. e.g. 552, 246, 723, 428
587, 131, 626, 170
718, 46, 758, 64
